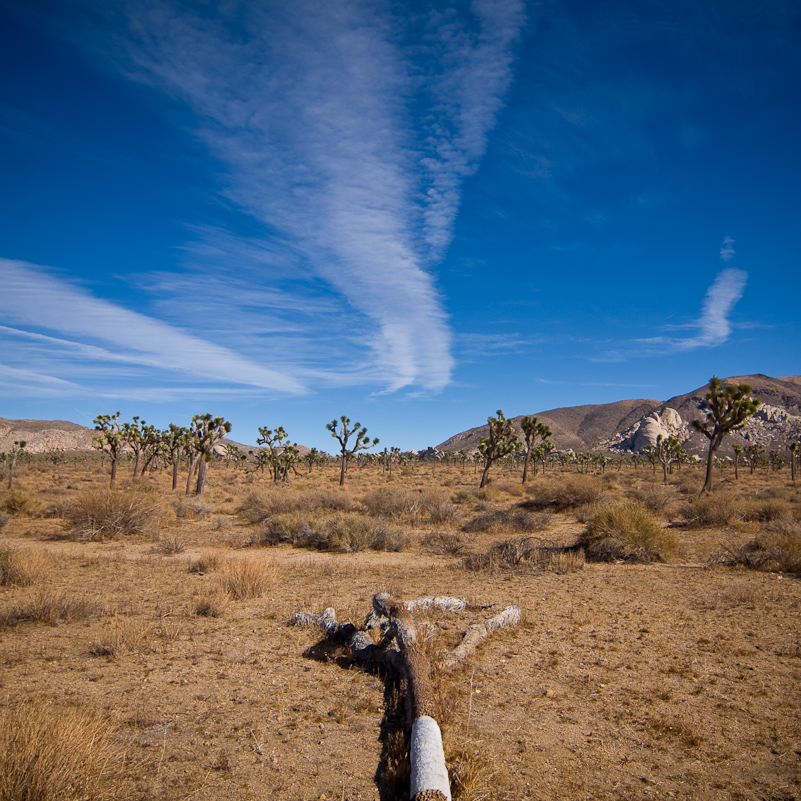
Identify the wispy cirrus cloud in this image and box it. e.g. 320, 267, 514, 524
92, 0, 526, 393
596, 266, 748, 362
0, 258, 305, 394
720, 236, 735, 261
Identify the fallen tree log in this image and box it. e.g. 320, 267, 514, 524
292, 593, 521, 800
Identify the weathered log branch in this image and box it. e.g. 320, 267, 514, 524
292, 594, 521, 801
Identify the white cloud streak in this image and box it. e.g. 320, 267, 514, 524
597, 267, 748, 361
0, 258, 305, 393
720, 236, 735, 261
105, 0, 525, 393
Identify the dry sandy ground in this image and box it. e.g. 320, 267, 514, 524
1, 464, 800, 800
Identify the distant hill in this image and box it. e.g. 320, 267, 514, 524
0, 417, 264, 456
436, 375, 801, 456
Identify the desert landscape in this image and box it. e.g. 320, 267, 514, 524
1, 400, 800, 800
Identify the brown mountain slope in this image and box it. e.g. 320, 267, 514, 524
0, 417, 96, 453
437, 399, 662, 453
437, 375, 801, 455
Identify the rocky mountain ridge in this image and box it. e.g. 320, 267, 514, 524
436, 374, 801, 456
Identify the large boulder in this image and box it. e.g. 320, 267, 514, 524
629, 408, 687, 452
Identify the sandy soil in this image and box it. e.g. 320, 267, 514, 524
1, 462, 800, 800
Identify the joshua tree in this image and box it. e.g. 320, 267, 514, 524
533, 440, 555, 474
189, 414, 231, 495
93, 412, 125, 486
138, 424, 163, 476
654, 434, 682, 483
743, 443, 764, 475
161, 424, 189, 491
256, 426, 290, 483
277, 442, 301, 481
326, 416, 378, 486
693, 376, 760, 493
7, 440, 26, 489
520, 416, 552, 484
305, 447, 320, 474
122, 416, 147, 477
732, 444, 743, 480
477, 410, 521, 488
790, 440, 799, 482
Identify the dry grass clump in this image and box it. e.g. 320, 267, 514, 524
682, 491, 745, 527
422, 531, 469, 555
0, 544, 47, 586
421, 490, 461, 524
578, 501, 678, 563
237, 488, 353, 523
151, 533, 186, 555
62, 488, 162, 540
188, 551, 221, 573
90, 615, 154, 657
463, 506, 552, 534
463, 536, 582, 572
1, 588, 103, 626
361, 487, 424, 519
193, 588, 230, 618
521, 474, 604, 512
256, 512, 410, 553
217, 554, 278, 600
173, 497, 212, 519
713, 526, 801, 573
742, 496, 793, 523
0, 490, 39, 516
0, 701, 118, 801
628, 482, 675, 514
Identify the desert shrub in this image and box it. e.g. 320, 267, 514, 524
255, 512, 409, 553
188, 551, 221, 574
218, 554, 277, 600
0, 490, 39, 516
371, 525, 412, 552
546, 549, 586, 573
173, 497, 212, 519
628, 483, 674, 514
713, 531, 801, 573
521, 475, 604, 512
463, 507, 551, 534
0, 512, 9, 530
2, 589, 102, 626
194, 589, 230, 618
0, 545, 46, 587
494, 480, 524, 497
420, 490, 460, 524
743, 497, 792, 523
0, 701, 118, 801
423, 531, 468, 555
152, 534, 185, 555
452, 488, 478, 505
682, 492, 745, 527
360, 487, 422, 519
325, 515, 377, 552
62, 488, 161, 540
237, 489, 353, 523
578, 501, 677, 563
463, 536, 577, 572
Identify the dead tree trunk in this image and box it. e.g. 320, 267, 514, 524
293, 594, 520, 801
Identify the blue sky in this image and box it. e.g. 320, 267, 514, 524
1, 0, 799, 451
